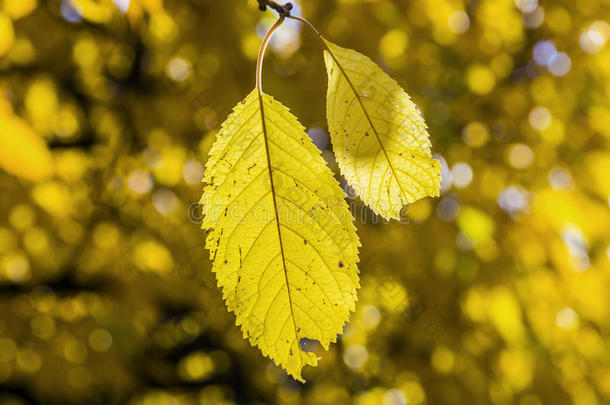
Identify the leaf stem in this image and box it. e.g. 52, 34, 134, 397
286, 14, 324, 41
256, 16, 285, 94
286, 14, 335, 57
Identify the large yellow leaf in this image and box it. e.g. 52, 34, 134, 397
201, 89, 360, 381
323, 39, 441, 220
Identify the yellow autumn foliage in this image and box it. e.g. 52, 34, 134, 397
201, 90, 360, 381
323, 40, 441, 220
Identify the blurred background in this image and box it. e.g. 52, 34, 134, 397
1, 0, 610, 404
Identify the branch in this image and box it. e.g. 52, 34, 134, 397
257, 0, 293, 16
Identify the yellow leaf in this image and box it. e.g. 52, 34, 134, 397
323, 39, 441, 220
201, 89, 360, 382
0, 113, 54, 182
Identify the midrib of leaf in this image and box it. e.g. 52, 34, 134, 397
256, 91, 303, 367
323, 43, 410, 204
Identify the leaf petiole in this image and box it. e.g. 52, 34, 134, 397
286, 14, 341, 67
286, 14, 324, 42
256, 16, 285, 94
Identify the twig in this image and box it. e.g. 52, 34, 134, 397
257, 0, 293, 16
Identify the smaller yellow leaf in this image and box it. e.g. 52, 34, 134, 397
323, 39, 441, 220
